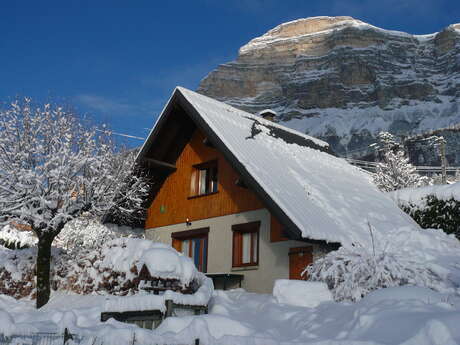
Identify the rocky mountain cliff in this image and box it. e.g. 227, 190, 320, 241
198, 16, 460, 159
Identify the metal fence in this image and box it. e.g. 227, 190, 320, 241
0, 331, 84, 345
0, 331, 200, 345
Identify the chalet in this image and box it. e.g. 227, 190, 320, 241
136, 87, 419, 293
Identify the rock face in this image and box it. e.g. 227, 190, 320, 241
198, 16, 460, 158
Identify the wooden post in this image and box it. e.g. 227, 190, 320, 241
165, 300, 173, 318
63, 328, 73, 345
440, 138, 447, 184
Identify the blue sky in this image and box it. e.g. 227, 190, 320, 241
1, 0, 458, 145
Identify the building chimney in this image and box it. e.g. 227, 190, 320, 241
258, 109, 277, 122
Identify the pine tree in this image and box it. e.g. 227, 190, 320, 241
372, 132, 427, 192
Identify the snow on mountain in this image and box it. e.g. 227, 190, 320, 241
198, 16, 460, 158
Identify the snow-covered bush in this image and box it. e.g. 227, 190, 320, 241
306, 245, 441, 302
306, 226, 460, 302
55, 217, 119, 252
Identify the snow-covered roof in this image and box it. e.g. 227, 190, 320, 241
139, 87, 419, 246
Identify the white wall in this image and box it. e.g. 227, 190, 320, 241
146, 208, 326, 294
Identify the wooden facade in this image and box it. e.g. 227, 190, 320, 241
145, 129, 287, 242
270, 215, 288, 242
146, 129, 264, 228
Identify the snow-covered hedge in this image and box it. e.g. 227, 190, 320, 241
0, 238, 207, 300
0, 225, 37, 249
54, 216, 144, 251
390, 183, 460, 239
0, 217, 143, 252
306, 227, 460, 301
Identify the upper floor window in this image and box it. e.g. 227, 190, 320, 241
190, 160, 218, 197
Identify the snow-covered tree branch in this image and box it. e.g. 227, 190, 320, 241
0, 98, 151, 308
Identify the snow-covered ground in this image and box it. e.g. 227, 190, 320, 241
1, 286, 460, 345
1, 220, 459, 344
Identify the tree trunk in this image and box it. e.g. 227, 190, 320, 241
36, 234, 54, 308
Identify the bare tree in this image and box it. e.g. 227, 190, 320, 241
0, 98, 150, 308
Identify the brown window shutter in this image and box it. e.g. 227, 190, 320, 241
232, 231, 242, 267
190, 169, 197, 196
172, 238, 182, 252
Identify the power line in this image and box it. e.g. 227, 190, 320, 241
344, 158, 460, 173
96, 129, 145, 141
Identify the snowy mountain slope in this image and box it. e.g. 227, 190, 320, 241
198, 16, 460, 157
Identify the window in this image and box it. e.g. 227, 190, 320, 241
190, 161, 218, 197
232, 221, 260, 267
172, 228, 209, 272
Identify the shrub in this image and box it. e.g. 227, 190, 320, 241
55, 217, 119, 252
400, 196, 460, 239
306, 244, 443, 302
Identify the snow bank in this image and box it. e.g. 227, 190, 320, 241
362, 286, 449, 305
1, 288, 460, 344
273, 279, 332, 308
0, 310, 15, 337
156, 314, 253, 340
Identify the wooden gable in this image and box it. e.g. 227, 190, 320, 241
137, 93, 290, 242
145, 129, 266, 229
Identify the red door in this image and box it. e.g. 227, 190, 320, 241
289, 247, 313, 280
